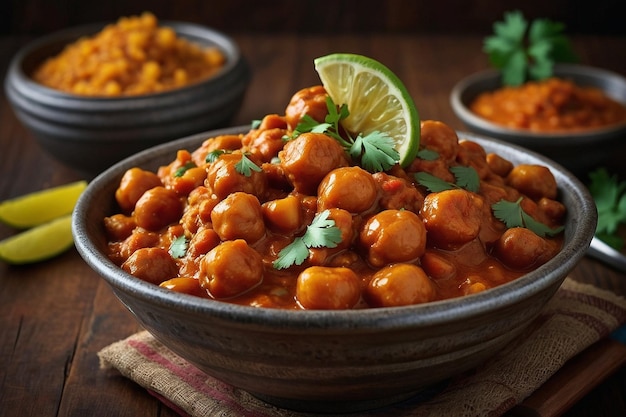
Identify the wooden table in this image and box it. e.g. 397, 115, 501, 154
1, 33, 625, 417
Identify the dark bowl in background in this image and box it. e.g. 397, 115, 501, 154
450, 64, 626, 177
4, 21, 250, 177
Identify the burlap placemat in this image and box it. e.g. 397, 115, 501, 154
98, 277, 626, 417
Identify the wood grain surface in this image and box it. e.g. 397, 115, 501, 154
1, 32, 625, 417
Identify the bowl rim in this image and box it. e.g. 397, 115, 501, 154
72, 126, 597, 331
5, 20, 244, 107
449, 63, 626, 144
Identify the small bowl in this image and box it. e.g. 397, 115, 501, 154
450, 64, 626, 176
72, 126, 596, 413
4, 22, 250, 177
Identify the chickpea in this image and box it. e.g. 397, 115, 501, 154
486, 153, 513, 177
206, 152, 267, 199
317, 166, 378, 214
211, 192, 265, 243
372, 172, 424, 212
537, 197, 566, 224
506, 164, 557, 200
134, 186, 183, 231
494, 227, 557, 269
421, 251, 456, 281
279, 133, 349, 195
104, 214, 136, 241
122, 247, 178, 285
199, 240, 263, 299
326, 208, 355, 250
457, 140, 491, 179
262, 195, 302, 233
158, 149, 207, 196
360, 209, 427, 267
421, 189, 483, 249
191, 135, 243, 166
118, 230, 160, 261
187, 228, 220, 258
284, 85, 328, 130
419, 120, 459, 163
296, 266, 361, 310
242, 115, 289, 162
159, 277, 206, 297
366, 264, 436, 307
115, 167, 162, 213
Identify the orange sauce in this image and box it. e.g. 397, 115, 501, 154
470, 78, 626, 132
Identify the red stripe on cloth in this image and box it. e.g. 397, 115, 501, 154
128, 338, 276, 417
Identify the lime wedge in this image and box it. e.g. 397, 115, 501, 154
314, 53, 420, 167
0, 181, 87, 228
0, 214, 74, 264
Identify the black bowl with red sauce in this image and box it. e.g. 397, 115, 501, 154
450, 64, 626, 176
72, 124, 596, 413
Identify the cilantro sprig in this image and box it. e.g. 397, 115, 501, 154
206, 150, 262, 177
173, 161, 197, 177
415, 168, 562, 237
484, 10, 578, 86
492, 197, 564, 237
588, 168, 626, 249
169, 235, 188, 258
415, 166, 480, 193
289, 96, 400, 173
273, 210, 342, 270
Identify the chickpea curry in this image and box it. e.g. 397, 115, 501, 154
470, 77, 626, 132
104, 85, 566, 310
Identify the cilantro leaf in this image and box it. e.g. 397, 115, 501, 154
351, 131, 400, 172
588, 168, 626, 249
206, 149, 227, 163
484, 10, 577, 86
417, 149, 439, 161
235, 153, 262, 177
492, 197, 564, 237
206, 150, 261, 177
173, 161, 197, 177
415, 172, 455, 192
273, 238, 309, 270
450, 166, 480, 193
169, 235, 188, 258
415, 166, 480, 193
273, 210, 342, 270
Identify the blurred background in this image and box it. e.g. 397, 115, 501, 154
2, 0, 624, 36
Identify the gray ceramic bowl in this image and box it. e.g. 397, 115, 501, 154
72, 127, 596, 413
450, 64, 626, 176
5, 22, 250, 177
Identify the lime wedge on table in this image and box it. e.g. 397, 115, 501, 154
0, 214, 74, 264
0, 180, 87, 228
314, 53, 420, 167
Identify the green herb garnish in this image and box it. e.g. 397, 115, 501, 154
415, 166, 480, 193
492, 197, 564, 237
235, 153, 263, 177
290, 96, 400, 172
588, 168, 626, 249
206, 150, 261, 177
483, 10, 577, 86
169, 235, 188, 258
173, 161, 197, 177
417, 149, 439, 161
273, 209, 342, 270
206, 149, 226, 163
